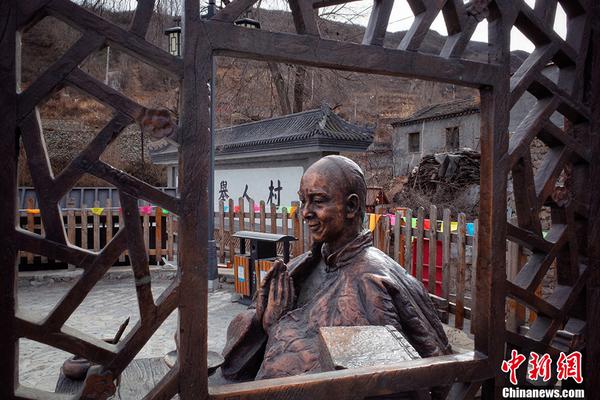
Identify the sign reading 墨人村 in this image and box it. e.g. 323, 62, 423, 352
214, 166, 303, 208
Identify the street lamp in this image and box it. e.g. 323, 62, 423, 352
164, 18, 181, 57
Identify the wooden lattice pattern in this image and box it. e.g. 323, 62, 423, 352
1, 0, 598, 399
502, 0, 593, 387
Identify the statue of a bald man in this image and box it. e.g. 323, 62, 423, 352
222, 155, 451, 380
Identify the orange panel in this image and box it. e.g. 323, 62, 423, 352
234, 255, 251, 296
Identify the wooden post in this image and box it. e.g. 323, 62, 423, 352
259, 200, 266, 233
298, 203, 305, 253
39, 214, 48, 264
249, 199, 255, 232
282, 207, 289, 236
118, 206, 125, 262
81, 203, 88, 251
393, 210, 401, 263
0, 6, 18, 395
177, 3, 210, 395
218, 201, 225, 263
442, 208, 451, 300
228, 198, 235, 263
238, 197, 245, 231
67, 198, 76, 270
478, 72, 510, 397
143, 206, 150, 254
373, 205, 382, 249
455, 212, 467, 330
403, 208, 413, 271
155, 206, 163, 265
26, 198, 35, 264
270, 204, 277, 234
382, 215, 390, 255
167, 213, 174, 262
106, 198, 113, 244
415, 207, 424, 283
93, 200, 100, 252
585, 16, 600, 392
470, 219, 478, 335
291, 201, 300, 256
428, 205, 438, 294
507, 238, 528, 328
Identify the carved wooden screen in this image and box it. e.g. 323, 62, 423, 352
0, 1, 598, 400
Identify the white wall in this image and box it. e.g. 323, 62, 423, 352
214, 166, 304, 208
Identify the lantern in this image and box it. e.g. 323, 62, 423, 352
164, 23, 181, 57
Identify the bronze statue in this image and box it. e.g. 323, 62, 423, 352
222, 155, 451, 381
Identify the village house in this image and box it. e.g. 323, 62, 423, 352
389, 66, 562, 177
149, 104, 373, 207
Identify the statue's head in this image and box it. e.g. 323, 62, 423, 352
299, 155, 366, 249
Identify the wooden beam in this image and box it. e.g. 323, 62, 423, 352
108, 278, 179, 373
510, 152, 542, 235
507, 96, 560, 167
121, 193, 157, 322
41, 229, 128, 330
17, 31, 105, 122
506, 222, 555, 252
129, 0, 156, 37
585, 2, 600, 392
83, 160, 180, 214
16, 315, 117, 365
514, 3, 578, 63
398, 0, 444, 52
15, 228, 97, 266
289, 0, 320, 36
177, 1, 210, 397
528, 72, 591, 122
204, 20, 501, 87
0, 2, 19, 397
312, 0, 363, 8
534, 146, 571, 207
19, 111, 68, 244
362, 0, 394, 46
65, 68, 146, 120
505, 280, 562, 319
46, 0, 183, 78
209, 353, 491, 400
476, 10, 511, 396
212, 0, 259, 23
509, 42, 558, 108
52, 114, 132, 202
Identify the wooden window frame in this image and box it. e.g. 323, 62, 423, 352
409, 131, 421, 153
446, 126, 460, 151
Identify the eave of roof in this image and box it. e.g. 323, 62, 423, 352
150, 104, 374, 163
389, 99, 481, 127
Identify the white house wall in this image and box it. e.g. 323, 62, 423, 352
214, 166, 304, 209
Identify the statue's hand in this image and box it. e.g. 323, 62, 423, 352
255, 261, 277, 325
260, 260, 295, 333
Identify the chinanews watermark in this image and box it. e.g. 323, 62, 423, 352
500, 350, 585, 399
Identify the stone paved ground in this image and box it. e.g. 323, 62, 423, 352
18, 277, 245, 392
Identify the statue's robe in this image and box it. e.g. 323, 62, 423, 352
222, 231, 451, 381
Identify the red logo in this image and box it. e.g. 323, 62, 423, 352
501, 350, 583, 385
557, 351, 583, 384
528, 352, 552, 382
501, 349, 526, 385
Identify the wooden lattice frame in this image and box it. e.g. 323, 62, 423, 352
0, 0, 598, 399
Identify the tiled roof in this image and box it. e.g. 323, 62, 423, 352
215, 104, 373, 153
389, 98, 480, 127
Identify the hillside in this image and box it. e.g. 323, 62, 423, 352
19, 6, 520, 188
